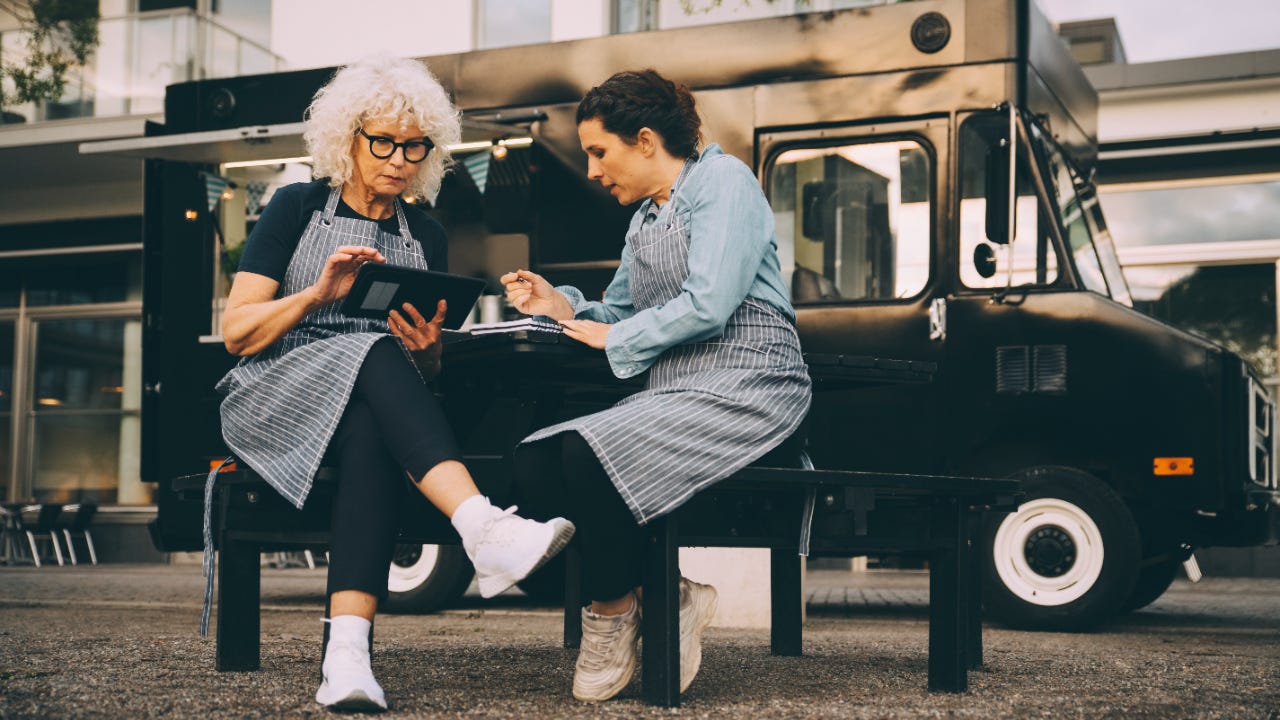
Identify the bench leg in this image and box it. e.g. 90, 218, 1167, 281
964, 508, 983, 670
216, 535, 261, 671
563, 542, 582, 649
927, 499, 967, 692
640, 516, 680, 707
770, 547, 803, 656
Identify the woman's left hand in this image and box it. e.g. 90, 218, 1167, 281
390, 300, 447, 374
560, 319, 611, 350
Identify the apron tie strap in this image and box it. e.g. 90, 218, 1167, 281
201, 455, 237, 637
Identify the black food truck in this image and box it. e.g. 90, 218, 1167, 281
83, 0, 1279, 630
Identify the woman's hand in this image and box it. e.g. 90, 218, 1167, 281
560, 319, 611, 350
389, 300, 447, 377
309, 245, 386, 306
499, 269, 574, 320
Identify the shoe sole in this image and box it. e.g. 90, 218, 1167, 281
477, 518, 575, 598
316, 684, 387, 713
680, 584, 719, 693
573, 638, 637, 703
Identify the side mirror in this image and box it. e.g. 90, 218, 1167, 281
984, 139, 1012, 245
973, 243, 998, 278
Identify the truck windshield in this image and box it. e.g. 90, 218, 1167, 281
1029, 122, 1131, 304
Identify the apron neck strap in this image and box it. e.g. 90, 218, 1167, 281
393, 197, 413, 241
322, 185, 342, 224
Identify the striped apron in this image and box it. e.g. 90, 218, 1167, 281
201, 185, 426, 633
523, 161, 812, 525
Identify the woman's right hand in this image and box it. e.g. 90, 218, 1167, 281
499, 269, 574, 320
310, 245, 386, 305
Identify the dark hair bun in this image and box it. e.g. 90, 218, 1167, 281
576, 69, 702, 158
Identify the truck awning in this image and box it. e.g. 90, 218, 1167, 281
78, 122, 307, 164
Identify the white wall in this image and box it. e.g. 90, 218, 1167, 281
551, 0, 608, 41
1097, 77, 1280, 142
270, 0, 475, 70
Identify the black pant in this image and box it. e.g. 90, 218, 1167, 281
324, 339, 462, 600
514, 432, 644, 603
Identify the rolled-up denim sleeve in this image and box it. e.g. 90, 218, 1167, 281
556, 242, 637, 323
604, 157, 772, 378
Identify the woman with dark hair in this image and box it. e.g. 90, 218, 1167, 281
500, 69, 811, 702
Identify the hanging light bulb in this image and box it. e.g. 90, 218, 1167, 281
491, 139, 509, 160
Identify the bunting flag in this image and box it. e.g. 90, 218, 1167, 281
201, 172, 231, 212
245, 181, 268, 215
462, 151, 490, 194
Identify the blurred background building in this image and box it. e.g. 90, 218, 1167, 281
0, 0, 1276, 569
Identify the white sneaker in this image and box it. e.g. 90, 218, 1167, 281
679, 578, 719, 693
573, 599, 640, 702
315, 641, 387, 713
465, 506, 575, 598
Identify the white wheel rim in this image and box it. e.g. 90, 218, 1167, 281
992, 498, 1105, 607
387, 544, 441, 593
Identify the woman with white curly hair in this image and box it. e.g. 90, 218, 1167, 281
215, 55, 574, 712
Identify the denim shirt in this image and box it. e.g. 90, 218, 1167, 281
558, 144, 794, 379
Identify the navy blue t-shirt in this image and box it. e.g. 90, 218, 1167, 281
236, 179, 448, 282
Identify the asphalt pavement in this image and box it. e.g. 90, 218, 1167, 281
1, 563, 1277, 719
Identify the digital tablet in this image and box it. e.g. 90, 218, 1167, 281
340, 263, 486, 330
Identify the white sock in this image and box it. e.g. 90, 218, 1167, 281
450, 494, 495, 550
326, 615, 371, 653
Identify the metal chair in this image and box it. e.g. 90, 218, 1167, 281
17, 504, 64, 567
58, 503, 99, 566
0, 505, 20, 565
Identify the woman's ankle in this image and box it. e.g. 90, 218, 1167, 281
590, 592, 636, 617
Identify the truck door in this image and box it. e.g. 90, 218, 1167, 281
759, 118, 947, 474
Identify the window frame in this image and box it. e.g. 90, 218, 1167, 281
760, 127, 939, 307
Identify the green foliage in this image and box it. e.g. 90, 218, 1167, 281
1, 0, 100, 108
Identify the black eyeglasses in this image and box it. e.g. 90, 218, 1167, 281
357, 128, 434, 163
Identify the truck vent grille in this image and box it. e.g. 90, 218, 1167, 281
997, 345, 1068, 395
996, 346, 1030, 394
1034, 345, 1068, 393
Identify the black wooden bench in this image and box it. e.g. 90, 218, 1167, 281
176, 335, 1021, 705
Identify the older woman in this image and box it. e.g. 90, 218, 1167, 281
502, 69, 812, 702
216, 56, 573, 712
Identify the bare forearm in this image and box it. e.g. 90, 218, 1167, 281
223, 288, 323, 356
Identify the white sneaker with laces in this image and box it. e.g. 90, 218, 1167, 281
573, 598, 640, 702
464, 505, 575, 598
314, 641, 387, 713
679, 577, 719, 693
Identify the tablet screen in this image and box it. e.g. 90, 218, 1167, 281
340, 264, 486, 330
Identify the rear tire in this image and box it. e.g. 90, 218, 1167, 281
983, 466, 1139, 631
1121, 559, 1180, 612
382, 543, 474, 614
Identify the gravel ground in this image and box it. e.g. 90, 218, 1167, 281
1, 564, 1277, 719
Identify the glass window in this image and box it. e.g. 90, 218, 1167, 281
0, 322, 11, 493
478, 0, 552, 49
614, 0, 657, 32
1127, 263, 1276, 378
1080, 186, 1133, 307
1032, 123, 1109, 296
958, 115, 1060, 289
25, 254, 141, 307
769, 139, 931, 303
28, 317, 146, 505
1099, 177, 1280, 248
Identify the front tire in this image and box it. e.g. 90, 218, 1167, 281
983, 467, 1139, 631
1121, 559, 1180, 612
382, 543, 474, 613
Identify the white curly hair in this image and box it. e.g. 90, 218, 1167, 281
304, 55, 462, 202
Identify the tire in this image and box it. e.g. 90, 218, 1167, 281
514, 553, 567, 603
983, 466, 1139, 631
1121, 559, 1180, 612
381, 543, 474, 614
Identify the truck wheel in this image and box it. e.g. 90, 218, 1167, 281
983, 467, 1139, 631
382, 543, 474, 614
1121, 560, 1180, 612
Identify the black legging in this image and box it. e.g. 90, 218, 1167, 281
323, 338, 461, 600
514, 432, 645, 603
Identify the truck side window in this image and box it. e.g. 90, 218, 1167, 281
958, 117, 1060, 289
768, 139, 931, 304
